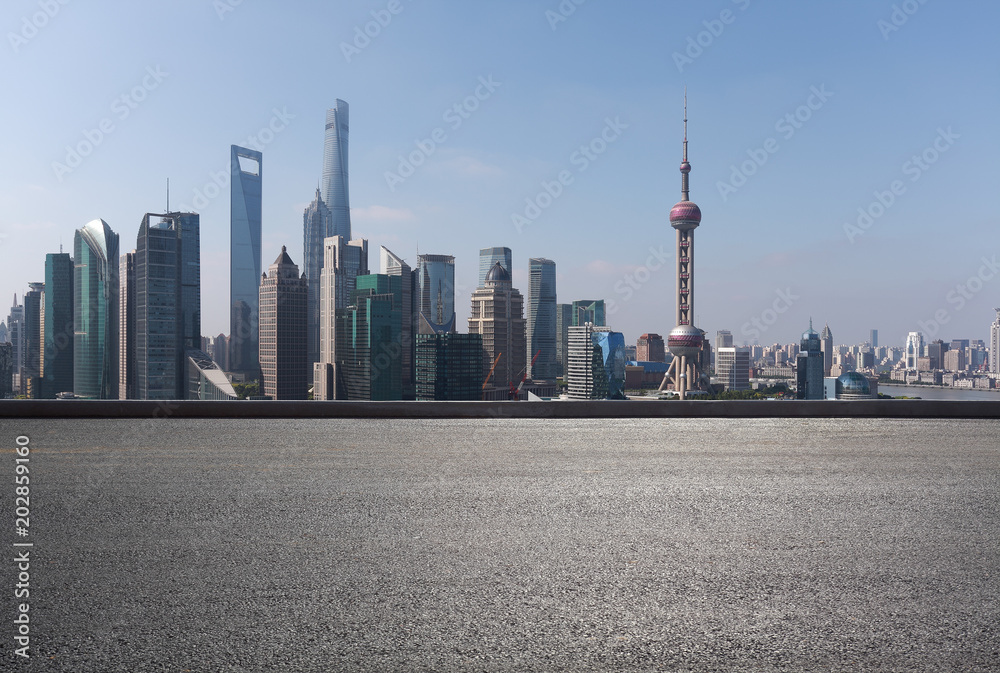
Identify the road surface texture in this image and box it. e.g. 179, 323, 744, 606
2, 417, 998, 671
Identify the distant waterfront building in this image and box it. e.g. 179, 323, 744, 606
715, 346, 750, 391
927, 339, 947, 371
337, 274, 402, 401
259, 247, 308, 400
135, 213, 200, 400
836, 372, 874, 400
820, 323, 833, 376
303, 188, 333, 376
229, 144, 263, 382
479, 247, 512, 288
380, 246, 416, 399
555, 303, 572, 378
118, 251, 135, 399
905, 331, 924, 370
567, 324, 625, 400
74, 219, 119, 399
321, 99, 352, 240
571, 300, 605, 327
417, 254, 456, 334
315, 236, 369, 400
636, 333, 665, 363
943, 348, 966, 373
23, 282, 44, 396
527, 258, 557, 380
990, 309, 1000, 375
469, 262, 526, 390
0, 342, 12, 398
715, 330, 734, 351
415, 333, 485, 400
869, 329, 878, 349
6, 296, 23, 394
44, 253, 75, 398
796, 321, 824, 400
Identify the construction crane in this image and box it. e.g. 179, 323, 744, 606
510, 350, 541, 401
482, 352, 502, 400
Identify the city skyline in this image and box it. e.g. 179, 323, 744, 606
2, 2, 998, 349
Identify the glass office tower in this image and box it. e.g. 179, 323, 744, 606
527, 258, 557, 380
478, 247, 511, 288
416, 254, 456, 334
229, 145, 262, 381
74, 219, 119, 399
43, 253, 74, 398
322, 99, 351, 240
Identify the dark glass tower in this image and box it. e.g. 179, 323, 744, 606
229, 145, 262, 381
43, 253, 74, 398
796, 321, 825, 400
74, 219, 119, 399
416, 254, 456, 334
527, 258, 557, 380
23, 282, 43, 395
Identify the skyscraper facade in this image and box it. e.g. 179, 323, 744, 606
43, 253, 74, 398
337, 274, 402, 401
380, 246, 415, 399
555, 303, 572, 378
905, 331, 924, 370
715, 347, 750, 391
119, 251, 135, 399
527, 258, 557, 380
571, 300, 605, 327
315, 235, 369, 400
74, 219, 119, 399
796, 322, 824, 400
6, 296, 23, 394
135, 213, 200, 400
820, 323, 833, 376
303, 188, 333, 375
636, 333, 666, 363
23, 282, 43, 395
229, 144, 262, 382
322, 99, 351, 240
259, 247, 308, 400
417, 254, 456, 334
567, 324, 625, 399
869, 329, 879, 349
415, 333, 485, 401
716, 330, 734, 351
990, 309, 1000, 375
478, 247, 512, 288
469, 262, 526, 390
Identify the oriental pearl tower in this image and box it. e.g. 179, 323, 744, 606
659, 92, 706, 399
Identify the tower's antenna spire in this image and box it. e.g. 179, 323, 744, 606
681, 87, 690, 202
166, 178, 170, 212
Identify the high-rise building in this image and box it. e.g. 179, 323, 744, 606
43, 253, 74, 398
905, 331, 924, 370
135, 213, 200, 400
0, 342, 12, 398
571, 300, 605, 327
337, 274, 402, 401
869, 329, 878, 349
555, 303, 572, 378
527, 258, 557, 380
380, 246, 415, 399
716, 330, 734, 351
927, 339, 947, 371
943, 348, 966, 373
796, 321, 824, 400
303, 188, 333, 376
322, 99, 351, 240
567, 324, 625, 399
186, 350, 238, 400
23, 282, 44, 396
118, 251, 135, 399
315, 236, 369, 400
636, 333, 666, 363
479, 247, 512, 288
990, 309, 1000, 375
662, 94, 706, 399
417, 254, 456, 334
6, 296, 23, 394
74, 219, 119, 399
820, 323, 833, 376
415, 333, 485, 401
715, 347, 750, 391
229, 144, 262, 382
259, 246, 308, 400
469, 262, 526, 391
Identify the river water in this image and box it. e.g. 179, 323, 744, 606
879, 383, 1000, 400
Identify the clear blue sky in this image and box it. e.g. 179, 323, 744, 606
2, 0, 998, 348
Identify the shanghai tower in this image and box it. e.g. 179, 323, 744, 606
321, 99, 351, 240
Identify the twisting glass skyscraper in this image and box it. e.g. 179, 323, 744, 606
230, 145, 262, 381
322, 100, 351, 240
74, 219, 119, 399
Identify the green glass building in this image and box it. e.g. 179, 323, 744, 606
336, 274, 402, 400
415, 333, 485, 401
74, 219, 119, 399
43, 253, 74, 398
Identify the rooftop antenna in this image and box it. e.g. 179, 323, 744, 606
681, 86, 689, 202
166, 178, 170, 212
